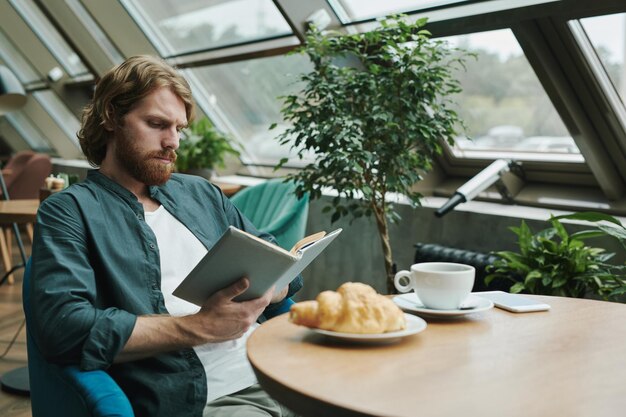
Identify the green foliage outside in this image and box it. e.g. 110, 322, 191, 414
450, 48, 569, 139
176, 118, 239, 172
486, 212, 626, 302
273, 16, 471, 292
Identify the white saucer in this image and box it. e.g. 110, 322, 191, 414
310, 314, 427, 343
393, 293, 494, 318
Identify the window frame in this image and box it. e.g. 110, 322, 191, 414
336, 0, 626, 204
5, 0, 626, 214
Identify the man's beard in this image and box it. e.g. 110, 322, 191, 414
115, 131, 177, 186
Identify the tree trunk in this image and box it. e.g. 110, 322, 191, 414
371, 201, 395, 294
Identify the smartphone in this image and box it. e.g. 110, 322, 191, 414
475, 291, 550, 313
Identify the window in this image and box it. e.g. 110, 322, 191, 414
579, 13, 626, 113
33, 90, 81, 148
328, 0, 468, 23
443, 29, 582, 162
5, 111, 55, 153
0, 28, 42, 86
186, 53, 313, 166
9, 0, 89, 77
64, 0, 124, 65
120, 0, 293, 57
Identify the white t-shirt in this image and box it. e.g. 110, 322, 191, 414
144, 205, 258, 403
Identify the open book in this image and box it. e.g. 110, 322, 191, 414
173, 226, 342, 305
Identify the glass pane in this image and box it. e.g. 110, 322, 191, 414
121, 0, 292, 57
444, 29, 581, 160
9, 0, 89, 77
329, 0, 466, 23
187, 54, 313, 165
5, 111, 55, 152
580, 13, 626, 110
33, 90, 81, 148
0, 28, 42, 85
64, 0, 124, 65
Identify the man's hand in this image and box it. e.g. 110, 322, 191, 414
182, 277, 273, 344
116, 277, 273, 362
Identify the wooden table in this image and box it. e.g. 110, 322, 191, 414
247, 296, 626, 417
0, 199, 39, 284
213, 181, 243, 197
0, 199, 39, 224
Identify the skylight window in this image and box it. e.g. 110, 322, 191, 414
120, 0, 293, 57
580, 13, 626, 113
185, 53, 313, 166
9, 0, 88, 77
33, 90, 81, 149
5, 111, 55, 153
328, 0, 467, 23
64, 0, 124, 65
443, 29, 582, 161
0, 28, 42, 86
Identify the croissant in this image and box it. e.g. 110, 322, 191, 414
289, 282, 406, 334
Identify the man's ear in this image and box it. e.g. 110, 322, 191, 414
103, 104, 116, 132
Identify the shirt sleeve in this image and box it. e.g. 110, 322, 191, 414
30, 195, 137, 370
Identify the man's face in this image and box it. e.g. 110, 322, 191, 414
113, 87, 187, 186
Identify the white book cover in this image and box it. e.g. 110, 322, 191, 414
173, 226, 342, 305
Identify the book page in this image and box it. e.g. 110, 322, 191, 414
290, 231, 327, 254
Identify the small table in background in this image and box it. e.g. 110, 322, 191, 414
247, 295, 626, 417
213, 181, 243, 197
0, 199, 39, 284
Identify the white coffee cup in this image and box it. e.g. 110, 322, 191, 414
394, 262, 475, 310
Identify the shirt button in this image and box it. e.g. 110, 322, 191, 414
137, 213, 143, 220
149, 243, 156, 249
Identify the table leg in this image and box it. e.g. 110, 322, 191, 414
4, 227, 11, 261
25, 223, 33, 243
0, 228, 13, 284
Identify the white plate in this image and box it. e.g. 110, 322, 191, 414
393, 293, 494, 318
309, 314, 427, 343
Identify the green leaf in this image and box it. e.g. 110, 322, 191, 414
510, 283, 525, 294
597, 224, 626, 242
525, 270, 542, 285
555, 211, 623, 226
570, 230, 608, 240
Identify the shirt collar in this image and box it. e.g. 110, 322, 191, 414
86, 169, 171, 208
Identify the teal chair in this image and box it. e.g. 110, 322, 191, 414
230, 179, 309, 251
23, 259, 135, 417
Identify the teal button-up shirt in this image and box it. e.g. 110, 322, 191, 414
30, 170, 302, 417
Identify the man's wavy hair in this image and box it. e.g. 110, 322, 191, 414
77, 55, 195, 166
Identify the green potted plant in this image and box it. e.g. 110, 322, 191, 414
273, 16, 471, 292
176, 117, 239, 178
486, 212, 626, 301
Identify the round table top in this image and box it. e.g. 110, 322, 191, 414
247, 295, 626, 417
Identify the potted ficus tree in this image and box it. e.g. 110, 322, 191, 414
176, 117, 239, 179
273, 16, 472, 292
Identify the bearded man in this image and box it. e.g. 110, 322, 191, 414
30, 55, 301, 417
